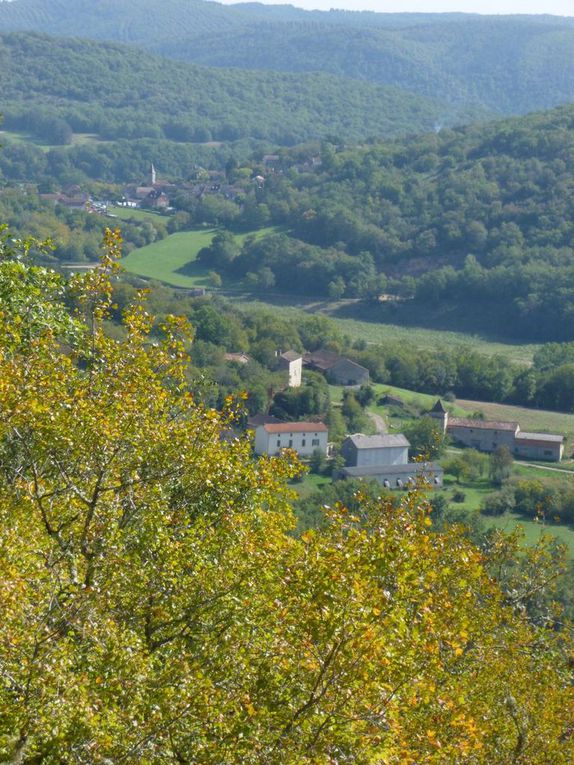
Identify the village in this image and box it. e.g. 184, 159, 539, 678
243, 348, 566, 495
36, 155, 306, 216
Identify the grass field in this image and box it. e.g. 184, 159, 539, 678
368, 384, 469, 416
122, 226, 276, 289
0, 130, 108, 151
109, 207, 166, 223
232, 299, 541, 365
486, 512, 574, 555
122, 229, 216, 288
289, 472, 331, 499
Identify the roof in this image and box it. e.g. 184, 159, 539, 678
431, 399, 447, 413
247, 414, 282, 428
280, 350, 302, 362
330, 358, 369, 374
345, 434, 410, 449
342, 462, 442, 477
224, 352, 251, 364
448, 418, 519, 432
263, 422, 328, 434
303, 350, 340, 370
382, 394, 404, 405
515, 432, 564, 444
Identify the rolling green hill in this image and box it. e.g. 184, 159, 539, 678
1, 1, 574, 116
0, 31, 453, 151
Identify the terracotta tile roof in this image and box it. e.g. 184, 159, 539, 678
263, 422, 328, 434
448, 418, 519, 432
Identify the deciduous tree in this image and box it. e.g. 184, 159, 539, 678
1, 229, 573, 764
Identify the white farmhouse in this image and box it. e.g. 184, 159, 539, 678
254, 422, 328, 457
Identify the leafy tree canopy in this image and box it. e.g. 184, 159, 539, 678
1, 228, 574, 762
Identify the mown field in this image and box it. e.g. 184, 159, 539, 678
121, 226, 277, 289
232, 298, 541, 365
122, 229, 216, 288
109, 206, 166, 223
0, 129, 108, 150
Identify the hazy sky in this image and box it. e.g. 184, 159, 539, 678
220, 0, 574, 15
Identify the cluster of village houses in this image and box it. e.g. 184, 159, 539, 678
40, 156, 323, 214
247, 350, 565, 489
117, 156, 320, 210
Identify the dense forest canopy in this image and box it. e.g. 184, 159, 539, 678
1, 1, 574, 116
0, 31, 452, 149
191, 103, 574, 341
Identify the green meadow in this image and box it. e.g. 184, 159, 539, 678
0, 129, 109, 151
121, 226, 277, 289
231, 298, 541, 365
122, 229, 216, 288
110, 206, 166, 223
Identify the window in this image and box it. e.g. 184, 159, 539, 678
302, 439, 306, 447
312, 439, 320, 447
277, 440, 281, 448
288, 439, 293, 448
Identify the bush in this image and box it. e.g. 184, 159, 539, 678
481, 486, 516, 516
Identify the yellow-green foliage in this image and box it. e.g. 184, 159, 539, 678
0, 229, 573, 763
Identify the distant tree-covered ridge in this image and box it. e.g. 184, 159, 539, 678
2, 2, 574, 116
0, 31, 449, 150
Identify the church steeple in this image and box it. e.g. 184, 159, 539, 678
149, 163, 157, 186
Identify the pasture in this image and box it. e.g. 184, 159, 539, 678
121, 226, 276, 289
232, 298, 541, 365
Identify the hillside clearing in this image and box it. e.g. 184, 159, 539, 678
231, 297, 541, 365
121, 227, 276, 288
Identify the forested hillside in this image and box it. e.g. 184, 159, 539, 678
200, 104, 574, 341
2, 1, 574, 115
163, 16, 574, 116
0, 32, 446, 149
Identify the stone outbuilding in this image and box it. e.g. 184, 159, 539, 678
428, 399, 564, 462
304, 351, 369, 387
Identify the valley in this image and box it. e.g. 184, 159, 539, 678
3, 2, 574, 757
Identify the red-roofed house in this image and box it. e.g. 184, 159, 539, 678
254, 421, 328, 457
428, 400, 564, 461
